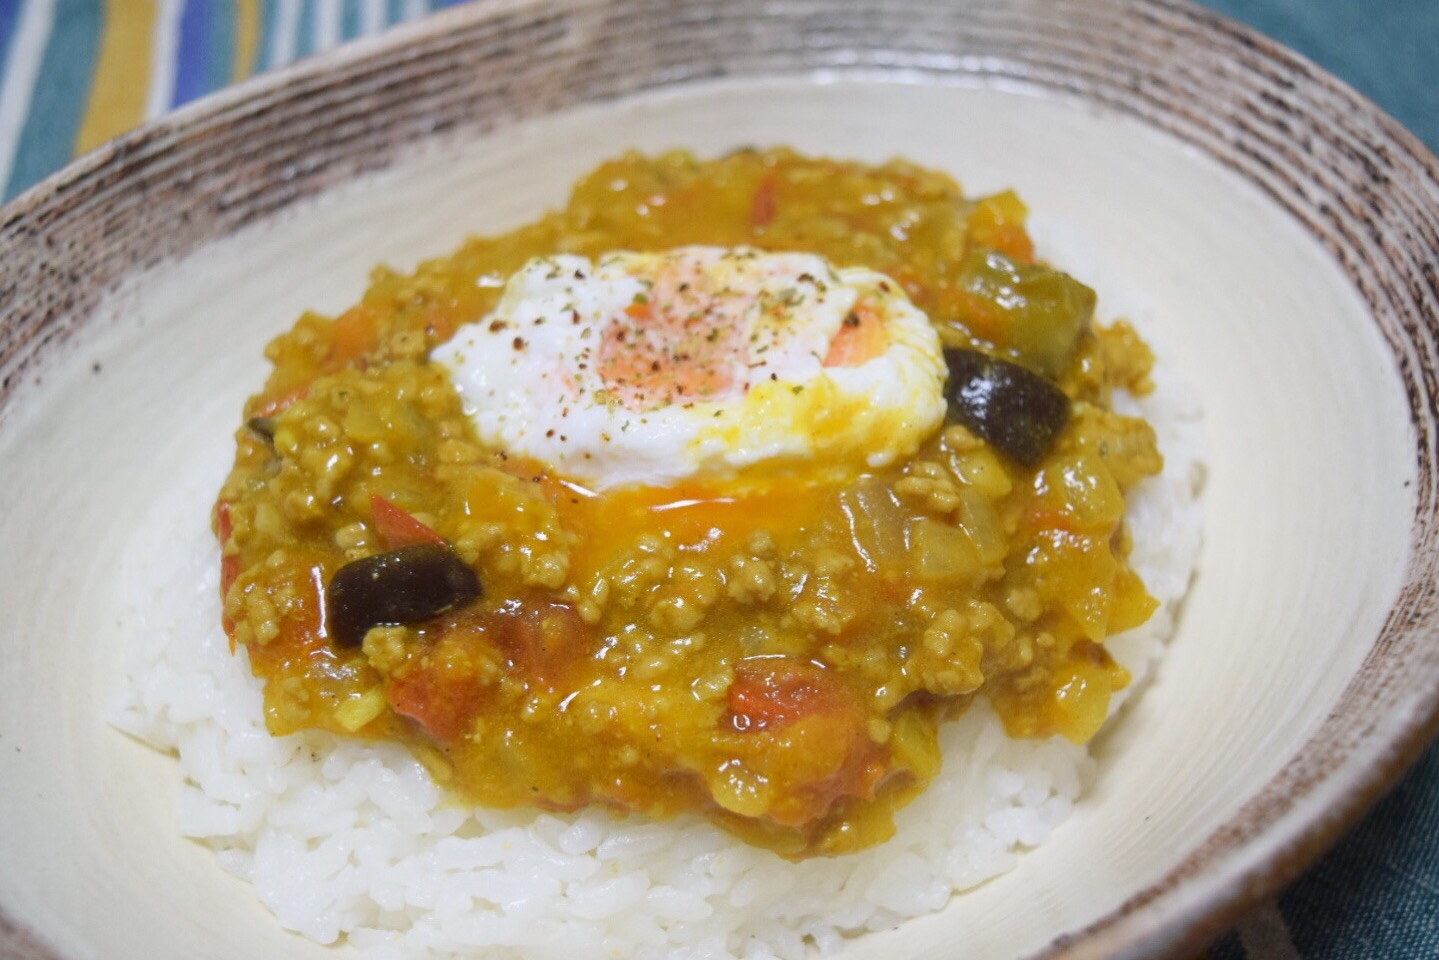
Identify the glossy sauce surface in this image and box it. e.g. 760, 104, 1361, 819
216, 150, 1160, 857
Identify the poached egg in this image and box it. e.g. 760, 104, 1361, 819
434, 246, 946, 491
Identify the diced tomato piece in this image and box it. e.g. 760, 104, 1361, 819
251, 384, 307, 418
329, 305, 381, 367
725, 658, 850, 733
796, 735, 889, 822
985, 224, 1035, 264
488, 600, 583, 687
387, 600, 584, 740
387, 667, 485, 741
624, 301, 655, 322
215, 498, 233, 541
722, 658, 890, 828
370, 494, 445, 548
215, 499, 240, 647
750, 174, 777, 228
1022, 504, 1081, 535
214, 500, 240, 595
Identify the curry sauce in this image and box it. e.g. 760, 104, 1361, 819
215, 150, 1161, 858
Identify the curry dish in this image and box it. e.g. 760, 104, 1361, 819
214, 150, 1161, 858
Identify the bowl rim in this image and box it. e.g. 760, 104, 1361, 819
2, 0, 1438, 957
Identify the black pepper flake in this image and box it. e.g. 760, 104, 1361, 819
489, 320, 506, 333
879, 281, 892, 292
845, 312, 861, 328
650, 360, 661, 372
571, 310, 581, 324
546, 429, 556, 438
574, 270, 586, 280
513, 336, 526, 350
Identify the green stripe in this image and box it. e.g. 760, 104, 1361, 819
207, 0, 236, 94
6, 0, 103, 197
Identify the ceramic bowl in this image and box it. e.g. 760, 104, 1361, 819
1, 1, 1437, 958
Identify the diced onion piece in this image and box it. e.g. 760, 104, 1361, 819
334, 686, 387, 732
910, 518, 984, 582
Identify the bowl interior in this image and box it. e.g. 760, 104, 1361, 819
0, 77, 1417, 959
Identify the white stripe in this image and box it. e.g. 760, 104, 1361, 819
147, 0, 184, 117
0, 0, 56, 191
271, 0, 303, 67
359, 0, 384, 36
1236, 901, 1303, 960
313, 0, 341, 52
402, 0, 426, 24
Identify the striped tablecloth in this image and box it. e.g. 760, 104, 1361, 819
0, 0, 458, 197
2, 0, 1436, 957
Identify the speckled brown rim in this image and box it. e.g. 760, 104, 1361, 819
2, 0, 1437, 957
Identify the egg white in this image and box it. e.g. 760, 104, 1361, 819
433, 247, 947, 491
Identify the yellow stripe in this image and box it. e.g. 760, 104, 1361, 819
233, 0, 259, 83
76, 0, 158, 153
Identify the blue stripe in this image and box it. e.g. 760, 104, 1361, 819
340, 0, 359, 40
295, 0, 314, 57
385, 0, 403, 25
173, 0, 212, 106
6, 0, 102, 197
0, 0, 23, 86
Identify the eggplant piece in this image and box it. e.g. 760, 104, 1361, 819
328, 543, 482, 647
943, 347, 1070, 467
246, 416, 277, 445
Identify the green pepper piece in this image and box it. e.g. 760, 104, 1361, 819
957, 249, 1095, 378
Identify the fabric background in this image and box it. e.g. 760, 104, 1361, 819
0, 0, 1435, 956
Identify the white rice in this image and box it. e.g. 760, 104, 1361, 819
107, 360, 1204, 960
